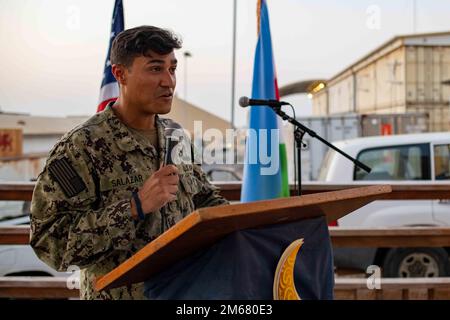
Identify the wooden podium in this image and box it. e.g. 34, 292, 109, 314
95, 185, 392, 292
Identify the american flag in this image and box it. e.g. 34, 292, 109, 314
97, 0, 124, 112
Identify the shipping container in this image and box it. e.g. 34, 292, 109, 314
311, 32, 450, 132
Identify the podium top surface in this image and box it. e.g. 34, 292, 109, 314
95, 185, 392, 291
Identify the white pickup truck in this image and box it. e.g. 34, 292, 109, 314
318, 132, 450, 277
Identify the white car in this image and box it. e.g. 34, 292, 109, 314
318, 132, 450, 277
0, 211, 68, 278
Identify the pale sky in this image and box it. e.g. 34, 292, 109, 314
2, 0, 450, 127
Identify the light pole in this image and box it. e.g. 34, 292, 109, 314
230, 0, 237, 129
183, 51, 192, 101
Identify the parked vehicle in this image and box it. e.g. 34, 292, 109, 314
203, 164, 243, 182
292, 112, 428, 181
318, 132, 450, 277
0, 208, 68, 277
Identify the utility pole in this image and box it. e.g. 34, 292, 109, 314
230, 0, 237, 129
183, 51, 192, 101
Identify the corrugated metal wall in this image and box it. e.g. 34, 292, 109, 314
405, 46, 450, 131
313, 44, 450, 132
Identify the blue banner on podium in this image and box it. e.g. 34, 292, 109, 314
144, 216, 334, 300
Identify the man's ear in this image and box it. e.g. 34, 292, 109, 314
111, 64, 127, 85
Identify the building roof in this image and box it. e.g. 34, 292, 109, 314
279, 79, 327, 96
0, 112, 89, 135
326, 30, 450, 87
167, 97, 231, 134
0, 97, 231, 136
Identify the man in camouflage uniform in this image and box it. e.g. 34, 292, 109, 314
30, 26, 228, 299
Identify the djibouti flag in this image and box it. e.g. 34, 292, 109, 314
241, 0, 289, 202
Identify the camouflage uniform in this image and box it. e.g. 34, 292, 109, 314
30, 104, 229, 299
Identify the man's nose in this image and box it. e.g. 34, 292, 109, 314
160, 70, 176, 88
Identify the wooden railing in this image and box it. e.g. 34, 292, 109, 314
1, 225, 450, 299
0, 181, 34, 201
0, 225, 29, 245
2, 181, 450, 202
334, 277, 450, 300
1, 181, 450, 300
2, 226, 450, 248
1, 277, 450, 300
330, 227, 450, 248
0, 277, 78, 299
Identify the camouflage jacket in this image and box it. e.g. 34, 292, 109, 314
30, 104, 229, 299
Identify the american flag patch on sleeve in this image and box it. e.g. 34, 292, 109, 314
48, 157, 87, 198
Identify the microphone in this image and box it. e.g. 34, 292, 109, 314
164, 135, 179, 166
238, 96, 289, 108
164, 126, 183, 166
163, 126, 193, 167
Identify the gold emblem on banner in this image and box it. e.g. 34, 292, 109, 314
273, 238, 304, 300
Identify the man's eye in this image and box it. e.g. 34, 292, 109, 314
170, 67, 177, 73
149, 66, 161, 72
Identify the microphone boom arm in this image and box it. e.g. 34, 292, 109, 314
271, 106, 371, 175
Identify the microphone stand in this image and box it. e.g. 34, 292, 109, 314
294, 127, 306, 196
271, 105, 371, 196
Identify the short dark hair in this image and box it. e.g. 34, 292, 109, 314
110, 25, 182, 67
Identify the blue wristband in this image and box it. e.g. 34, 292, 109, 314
132, 191, 145, 221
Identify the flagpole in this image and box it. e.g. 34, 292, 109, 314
230, 0, 237, 129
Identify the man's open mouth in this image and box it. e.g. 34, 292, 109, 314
160, 93, 173, 98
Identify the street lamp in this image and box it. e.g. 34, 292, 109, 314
231, 0, 237, 129
183, 51, 192, 101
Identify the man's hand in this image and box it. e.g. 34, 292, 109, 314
131, 165, 179, 219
